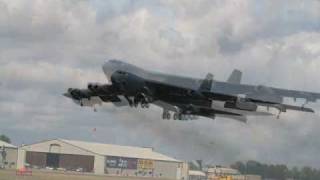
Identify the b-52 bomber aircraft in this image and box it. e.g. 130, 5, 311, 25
64, 59, 320, 123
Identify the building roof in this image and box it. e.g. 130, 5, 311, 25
0, 140, 17, 148
59, 139, 180, 162
207, 166, 240, 175
189, 170, 206, 176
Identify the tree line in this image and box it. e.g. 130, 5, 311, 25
231, 161, 320, 180
0, 134, 11, 143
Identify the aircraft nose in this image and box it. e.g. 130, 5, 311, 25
63, 88, 74, 98
63, 92, 72, 98
103, 61, 115, 80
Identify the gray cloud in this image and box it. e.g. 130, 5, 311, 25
1, 0, 320, 168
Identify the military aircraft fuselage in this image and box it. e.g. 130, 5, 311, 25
65, 59, 320, 122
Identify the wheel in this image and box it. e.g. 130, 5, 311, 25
166, 113, 171, 120
162, 113, 166, 119
146, 103, 150, 108
173, 113, 178, 120
182, 114, 188, 121
178, 114, 182, 120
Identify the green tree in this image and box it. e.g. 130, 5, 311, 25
230, 161, 320, 180
288, 166, 301, 180
230, 161, 246, 174
0, 134, 11, 143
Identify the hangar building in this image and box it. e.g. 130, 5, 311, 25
17, 139, 184, 179
0, 140, 17, 169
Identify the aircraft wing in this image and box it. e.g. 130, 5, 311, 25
203, 86, 317, 115
252, 101, 315, 113
64, 84, 128, 107
212, 82, 320, 103
153, 100, 247, 123
147, 75, 318, 116
142, 79, 248, 123
271, 88, 320, 102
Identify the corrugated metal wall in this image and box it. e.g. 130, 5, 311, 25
59, 154, 94, 172
0, 148, 17, 169
26, 151, 94, 172
26, 151, 47, 168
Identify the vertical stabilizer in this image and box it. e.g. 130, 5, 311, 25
227, 69, 242, 84
199, 73, 213, 91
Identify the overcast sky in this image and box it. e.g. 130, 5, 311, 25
1, 0, 320, 168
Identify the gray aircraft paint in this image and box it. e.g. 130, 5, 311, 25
102, 60, 273, 120
65, 59, 319, 122
103, 59, 320, 106
102, 60, 320, 119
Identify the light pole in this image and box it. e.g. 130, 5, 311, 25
245, 162, 248, 180
0, 146, 6, 169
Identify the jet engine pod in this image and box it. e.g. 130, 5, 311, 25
224, 98, 258, 111
88, 83, 102, 91
67, 88, 87, 100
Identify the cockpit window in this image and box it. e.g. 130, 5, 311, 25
117, 71, 128, 75
109, 59, 122, 64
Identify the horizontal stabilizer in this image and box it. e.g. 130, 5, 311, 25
227, 69, 242, 84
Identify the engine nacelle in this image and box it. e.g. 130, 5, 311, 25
225, 98, 258, 111
88, 82, 102, 92
67, 88, 90, 100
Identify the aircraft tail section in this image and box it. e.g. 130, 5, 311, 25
227, 69, 242, 84
199, 73, 213, 91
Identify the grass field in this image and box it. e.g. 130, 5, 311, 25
0, 169, 172, 180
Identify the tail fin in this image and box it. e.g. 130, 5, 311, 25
199, 73, 213, 91
227, 69, 242, 84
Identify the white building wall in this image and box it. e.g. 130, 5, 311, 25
93, 155, 105, 174
154, 160, 181, 179
17, 148, 26, 169
0, 147, 17, 169
106, 168, 138, 176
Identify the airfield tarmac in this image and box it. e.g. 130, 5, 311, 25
0, 169, 172, 180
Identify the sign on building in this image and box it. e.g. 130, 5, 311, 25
137, 159, 154, 170
106, 156, 137, 169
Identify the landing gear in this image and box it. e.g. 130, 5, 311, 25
79, 99, 84, 107
277, 110, 281, 119
162, 111, 171, 120
125, 95, 134, 107
163, 111, 197, 121
173, 113, 179, 120
177, 113, 195, 121
172, 113, 186, 121
141, 102, 150, 108
131, 94, 150, 108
